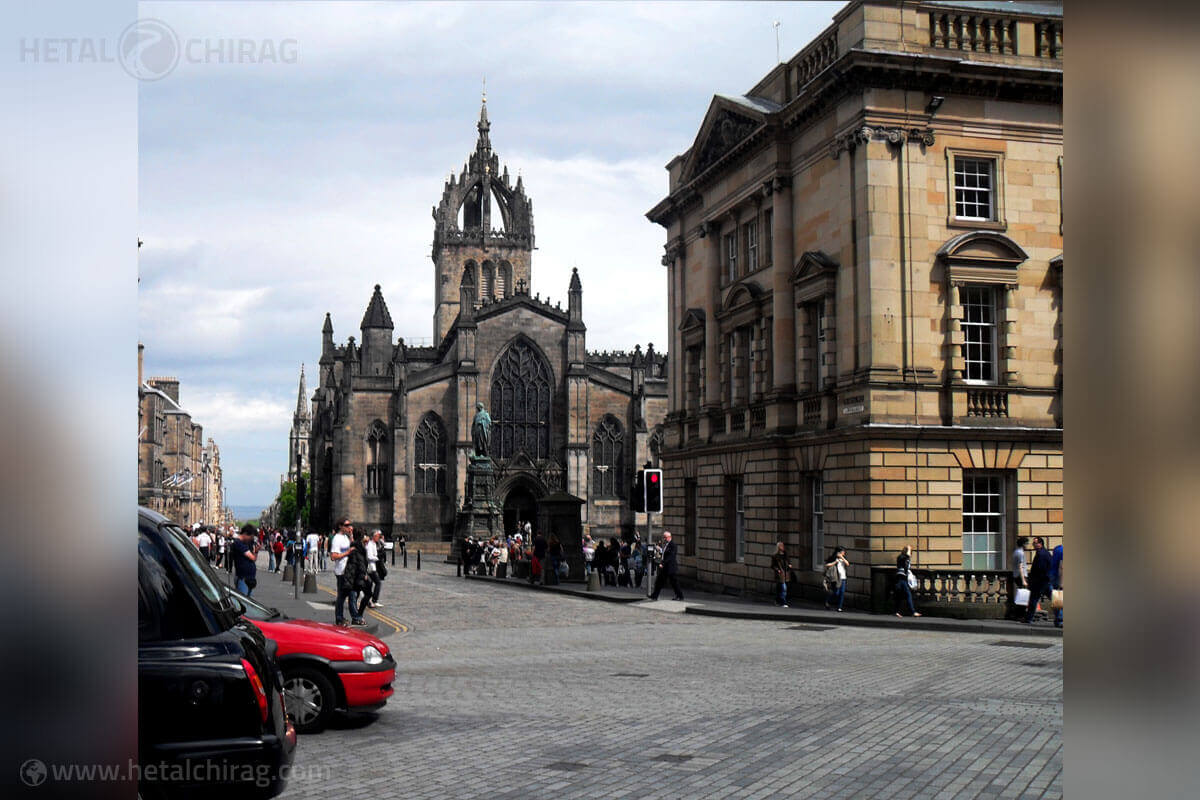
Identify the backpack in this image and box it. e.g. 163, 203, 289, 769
823, 562, 839, 591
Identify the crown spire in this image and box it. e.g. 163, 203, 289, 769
477, 81, 491, 155
295, 363, 309, 418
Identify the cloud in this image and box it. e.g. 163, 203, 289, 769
137, 1, 847, 504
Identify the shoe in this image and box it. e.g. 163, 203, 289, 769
781, 604, 789, 608
913, 613, 922, 617
335, 620, 348, 627
895, 613, 902, 617
673, 596, 684, 601
373, 602, 384, 608
648, 595, 658, 601
837, 608, 843, 613
351, 619, 366, 627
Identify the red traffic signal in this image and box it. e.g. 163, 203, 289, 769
644, 468, 663, 513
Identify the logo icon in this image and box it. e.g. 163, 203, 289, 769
19, 759, 47, 787
118, 19, 179, 81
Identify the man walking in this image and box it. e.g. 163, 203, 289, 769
231, 524, 260, 597
649, 531, 684, 601
771, 541, 791, 608
363, 529, 385, 609
330, 518, 355, 627
1024, 537, 1052, 624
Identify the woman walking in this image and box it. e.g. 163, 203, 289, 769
893, 545, 922, 617
823, 546, 850, 611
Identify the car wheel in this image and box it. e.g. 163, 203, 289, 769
282, 666, 336, 733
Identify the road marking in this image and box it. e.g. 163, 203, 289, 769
315, 584, 410, 634
306, 601, 329, 611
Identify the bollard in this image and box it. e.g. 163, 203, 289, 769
403, 549, 408, 569
391, 541, 396, 566
417, 550, 421, 570
282, 563, 294, 582
456, 560, 460, 577
302, 570, 317, 593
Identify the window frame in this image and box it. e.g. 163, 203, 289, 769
961, 471, 1005, 570
724, 231, 738, 283
945, 148, 1007, 231
745, 219, 758, 272
725, 476, 745, 563
960, 285, 999, 385
810, 473, 824, 571
591, 415, 625, 499
413, 414, 447, 495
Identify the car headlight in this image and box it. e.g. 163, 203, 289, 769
362, 645, 383, 665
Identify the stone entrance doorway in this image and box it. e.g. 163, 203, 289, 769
502, 485, 537, 535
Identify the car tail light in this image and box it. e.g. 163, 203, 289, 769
241, 658, 269, 724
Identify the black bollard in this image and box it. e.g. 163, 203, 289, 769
391, 541, 396, 566
404, 549, 408, 569
417, 550, 421, 570
456, 560, 460, 577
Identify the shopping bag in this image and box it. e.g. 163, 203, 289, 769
1051, 589, 1063, 610
1013, 588, 1031, 606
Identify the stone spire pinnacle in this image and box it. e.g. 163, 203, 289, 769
360, 284, 394, 330
476, 86, 491, 155
295, 364, 309, 419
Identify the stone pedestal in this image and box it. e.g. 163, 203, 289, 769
450, 457, 502, 562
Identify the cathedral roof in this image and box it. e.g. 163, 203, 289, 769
360, 284, 394, 330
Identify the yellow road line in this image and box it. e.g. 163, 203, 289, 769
316, 585, 410, 634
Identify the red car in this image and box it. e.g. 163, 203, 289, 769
229, 588, 395, 733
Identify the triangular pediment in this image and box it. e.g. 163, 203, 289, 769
679, 307, 705, 332
790, 251, 839, 284
682, 95, 772, 182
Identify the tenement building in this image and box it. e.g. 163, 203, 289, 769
138, 343, 229, 526
647, 0, 1063, 610
309, 101, 667, 541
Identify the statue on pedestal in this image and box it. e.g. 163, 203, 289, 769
472, 402, 492, 460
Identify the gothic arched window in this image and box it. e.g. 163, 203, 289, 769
413, 413, 447, 495
592, 415, 625, 498
490, 339, 553, 461
364, 420, 388, 497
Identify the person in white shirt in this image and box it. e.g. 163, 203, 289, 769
305, 531, 320, 571
196, 528, 212, 562
330, 518, 354, 626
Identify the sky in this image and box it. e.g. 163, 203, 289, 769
137, 0, 845, 509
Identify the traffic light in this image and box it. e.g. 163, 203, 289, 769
644, 468, 663, 513
631, 470, 645, 512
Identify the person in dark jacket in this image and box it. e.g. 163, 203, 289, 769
1023, 537, 1053, 624
344, 533, 369, 626
893, 545, 921, 617
771, 542, 791, 607
649, 531, 683, 601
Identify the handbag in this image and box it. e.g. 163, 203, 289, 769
906, 571, 918, 590
1050, 589, 1063, 610
1013, 587, 1031, 606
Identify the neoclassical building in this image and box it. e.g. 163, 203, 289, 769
647, 0, 1063, 610
309, 102, 667, 540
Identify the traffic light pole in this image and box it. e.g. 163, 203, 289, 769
645, 511, 654, 598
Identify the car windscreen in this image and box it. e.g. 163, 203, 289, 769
226, 587, 280, 622
160, 523, 238, 614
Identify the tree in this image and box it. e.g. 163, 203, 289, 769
276, 480, 298, 528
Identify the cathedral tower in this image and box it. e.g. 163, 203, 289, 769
430, 96, 534, 342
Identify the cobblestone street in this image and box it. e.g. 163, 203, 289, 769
247, 556, 1062, 800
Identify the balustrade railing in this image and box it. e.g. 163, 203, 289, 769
750, 405, 766, 431
966, 387, 1009, 418
930, 11, 1017, 54
871, 567, 1013, 617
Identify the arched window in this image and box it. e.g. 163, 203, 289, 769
364, 421, 388, 497
481, 260, 495, 300
413, 413, 447, 495
592, 415, 624, 498
490, 339, 553, 461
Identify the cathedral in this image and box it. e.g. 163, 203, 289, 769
304, 100, 667, 541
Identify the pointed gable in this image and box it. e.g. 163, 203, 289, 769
791, 251, 838, 303
360, 284, 394, 329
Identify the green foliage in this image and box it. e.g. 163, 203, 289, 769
273, 472, 312, 529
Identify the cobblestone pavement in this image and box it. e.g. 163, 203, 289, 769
247, 556, 1062, 800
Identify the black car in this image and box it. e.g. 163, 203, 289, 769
138, 508, 296, 798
